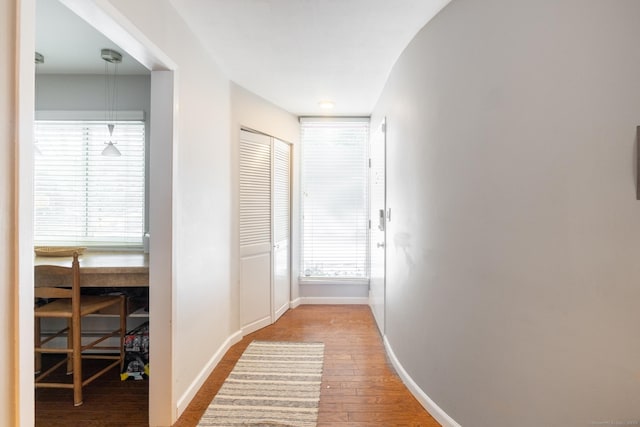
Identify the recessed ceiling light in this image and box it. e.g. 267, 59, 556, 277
318, 100, 335, 110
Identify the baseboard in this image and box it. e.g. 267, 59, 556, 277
299, 296, 369, 305
241, 315, 272, 336
383, 336, 461, 427
274, 302, 289, 321
290, 298, 302, 309
176, 329, 243, 415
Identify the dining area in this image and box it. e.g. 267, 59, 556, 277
30, 17, 155, 418
34, 248, 150, 424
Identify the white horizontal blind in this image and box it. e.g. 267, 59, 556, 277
301, 118, 370, 279
239, 131, 272, 247
34, 120, 145, 247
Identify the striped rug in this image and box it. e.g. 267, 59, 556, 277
198, 341, 325, 426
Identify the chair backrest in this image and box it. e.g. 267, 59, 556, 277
34, 253, 80, 300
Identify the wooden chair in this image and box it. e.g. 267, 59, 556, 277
34, 252, 126, 406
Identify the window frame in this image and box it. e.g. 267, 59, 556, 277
299, 117, 371, 284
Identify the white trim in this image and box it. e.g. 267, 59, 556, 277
148, 70, 177, 425
59, 0, 176, 72
35, 110, 145, 121
299, 297, 369, 305
383, 336, 461, 427
241, 315, 272, 336
290, 298, 302, 309
299, 116, 370, 123
176, 330, 243, 415
298, 278, 369, 286
274, 302, 289, 321
17, 3, 37, 425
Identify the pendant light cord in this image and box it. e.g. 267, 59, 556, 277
104, 58, 119, 126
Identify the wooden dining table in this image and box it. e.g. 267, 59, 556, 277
34, 251, 149, 287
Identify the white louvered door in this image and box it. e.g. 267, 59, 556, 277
272, 139, 291, 322
239, 130, 273, 333
239, 130, 292, 333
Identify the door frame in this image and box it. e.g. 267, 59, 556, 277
271, 138, 292, 323
369, 117, 387, 335
17, 1, 178, 424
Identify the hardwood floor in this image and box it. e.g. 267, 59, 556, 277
36, 305, 440, 426
35, 355, 148, 426
175, 305, 440, 427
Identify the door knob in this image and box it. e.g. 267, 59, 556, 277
377, 242, 385, 248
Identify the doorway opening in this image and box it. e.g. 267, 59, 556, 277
18, 0, 177, 425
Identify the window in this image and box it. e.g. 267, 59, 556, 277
34, 120, 145, 247
300, 118, 370, 280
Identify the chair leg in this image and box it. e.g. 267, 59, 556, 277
34, 317, 41, 374
71, 315, 83, 406
119, 296, 126, 371
66, 318, 73, 375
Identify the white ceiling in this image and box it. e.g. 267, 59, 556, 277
36, 0, 451, 116
170, 0, 451, 116
35, 0, 149, 75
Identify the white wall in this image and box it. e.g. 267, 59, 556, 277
106, 0, 233, 423
230, 83, 300, 317
230, 83, 299, 144
372, 1, 640, 426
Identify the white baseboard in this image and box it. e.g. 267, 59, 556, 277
290, 298, 302, 309
274, 302, 289, 321
176, 329, 242, 415
383, 336, 461, 427
299, 296, 369, 305
241, 315, 272, 336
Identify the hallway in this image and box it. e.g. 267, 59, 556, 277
176, 305, 439, 426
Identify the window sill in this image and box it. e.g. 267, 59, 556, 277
298, 277, 369, 286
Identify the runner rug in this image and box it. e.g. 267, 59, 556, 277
198, 341, 325, 426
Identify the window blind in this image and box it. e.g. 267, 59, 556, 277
34, 120, 145, 247
300, 118, 370, 279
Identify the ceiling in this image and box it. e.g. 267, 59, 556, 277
169, 0, 451, 116
36, 0, 451, 116
35, 0, 149, 75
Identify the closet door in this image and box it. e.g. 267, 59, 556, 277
272, 139, 291, 321
239, 130, 272, 333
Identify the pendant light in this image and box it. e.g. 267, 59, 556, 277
101, 48, 122, 157
34, 52, 44, 156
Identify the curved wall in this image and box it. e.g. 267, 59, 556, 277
372, 1, 640, 426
